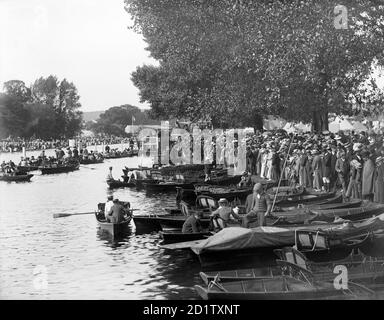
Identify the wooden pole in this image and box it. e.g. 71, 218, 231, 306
271, 134, 294, 212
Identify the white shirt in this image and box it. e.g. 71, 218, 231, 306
104, 200, 114, 217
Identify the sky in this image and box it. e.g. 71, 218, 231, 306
0, 0, 157, 112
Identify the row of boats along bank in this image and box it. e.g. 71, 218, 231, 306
7, 150, 384, 300
0, 148, 139, 182
97, 163, 384, 299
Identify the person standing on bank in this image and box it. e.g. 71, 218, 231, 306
312, 149, 323, 191
243, 183, 272, 228
335, 151, 349, 196
362, 151, 375, 201
374, 151, 384, 204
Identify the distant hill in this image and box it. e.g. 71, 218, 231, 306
82, 111, 103, 122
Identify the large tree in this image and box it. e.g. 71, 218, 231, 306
90, 105, 155, 136
31, 76, 83, 137
126, 0, 384, 131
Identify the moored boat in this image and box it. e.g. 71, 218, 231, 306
167, 214, 384, 267
160, 230, 212, 243
39, 162, 80, 174
199, 247, 384, 285
194, 273, 373, 300
107, 179, 136, 189
79, 157, 104, 165
0, 173, 34, 182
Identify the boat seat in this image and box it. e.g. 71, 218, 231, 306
274, 247, 310, 271
295, 230, 329, 252
196, 195, 218, 210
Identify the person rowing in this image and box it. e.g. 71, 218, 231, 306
210, 198, 241, 231
104, 195, 114, 222
107, 198, 126, 223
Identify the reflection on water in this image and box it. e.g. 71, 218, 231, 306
1, 147, 384, 300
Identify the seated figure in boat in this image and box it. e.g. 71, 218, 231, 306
238, 171, 252, 188
182, 211, 203, 234
210, 198, 241, 231
107, 198, 127, 223
243, 183, 272, 228
104, 195, 114, 222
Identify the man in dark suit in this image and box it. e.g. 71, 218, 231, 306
330, 146, 338, 191
322, 147, 332, 192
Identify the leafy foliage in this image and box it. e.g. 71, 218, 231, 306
88, 105, 158, 136
126, 0, 384, 131
0, 76, 83, 139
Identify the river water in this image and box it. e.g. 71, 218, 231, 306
0, 145, 202, 300
1, 145, 384, 300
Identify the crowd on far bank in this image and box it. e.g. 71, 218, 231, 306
243, 129, 384, 203
0, 135, 138, 153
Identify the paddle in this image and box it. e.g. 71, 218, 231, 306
53, 209, 140, 218
79, 165, 96, 170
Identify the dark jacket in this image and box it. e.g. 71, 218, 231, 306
108, 203, 126, 223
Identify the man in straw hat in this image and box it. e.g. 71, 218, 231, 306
210, 198, 241, 231
243, 183, 272, 228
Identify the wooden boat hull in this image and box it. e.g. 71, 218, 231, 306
132, 216, 162, 233
200, 250, 384, 285
194, 276, 358, 300
276, 192, 339, 207
0, 174, 33, 182
157, 215, 211, 230
79, 158, 104, 165
96, 217, 132, 238
160, 231, 212, 243
107, 179, 136, 189
144, 182, 195, 192
39, 164, 80, 174
17, 165, 39, 172
309, 203, 384, 223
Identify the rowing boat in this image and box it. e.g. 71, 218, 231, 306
39, 163, 80, 174
199, 247, 384, 284
160, 230, 212, 243
107, 179, 136, 189
0, 173, 33, 182
275, 191, 339, 207
79, 158, 104, 165
182, 214, 384, 266
194, 274, 373, 300
95, 213, 132, 238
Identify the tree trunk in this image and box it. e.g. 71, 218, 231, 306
312, 110, 329, 132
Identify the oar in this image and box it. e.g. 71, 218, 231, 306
79, 165, 96, 170
53, 212, 95, 218
53, 209, 140, 218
